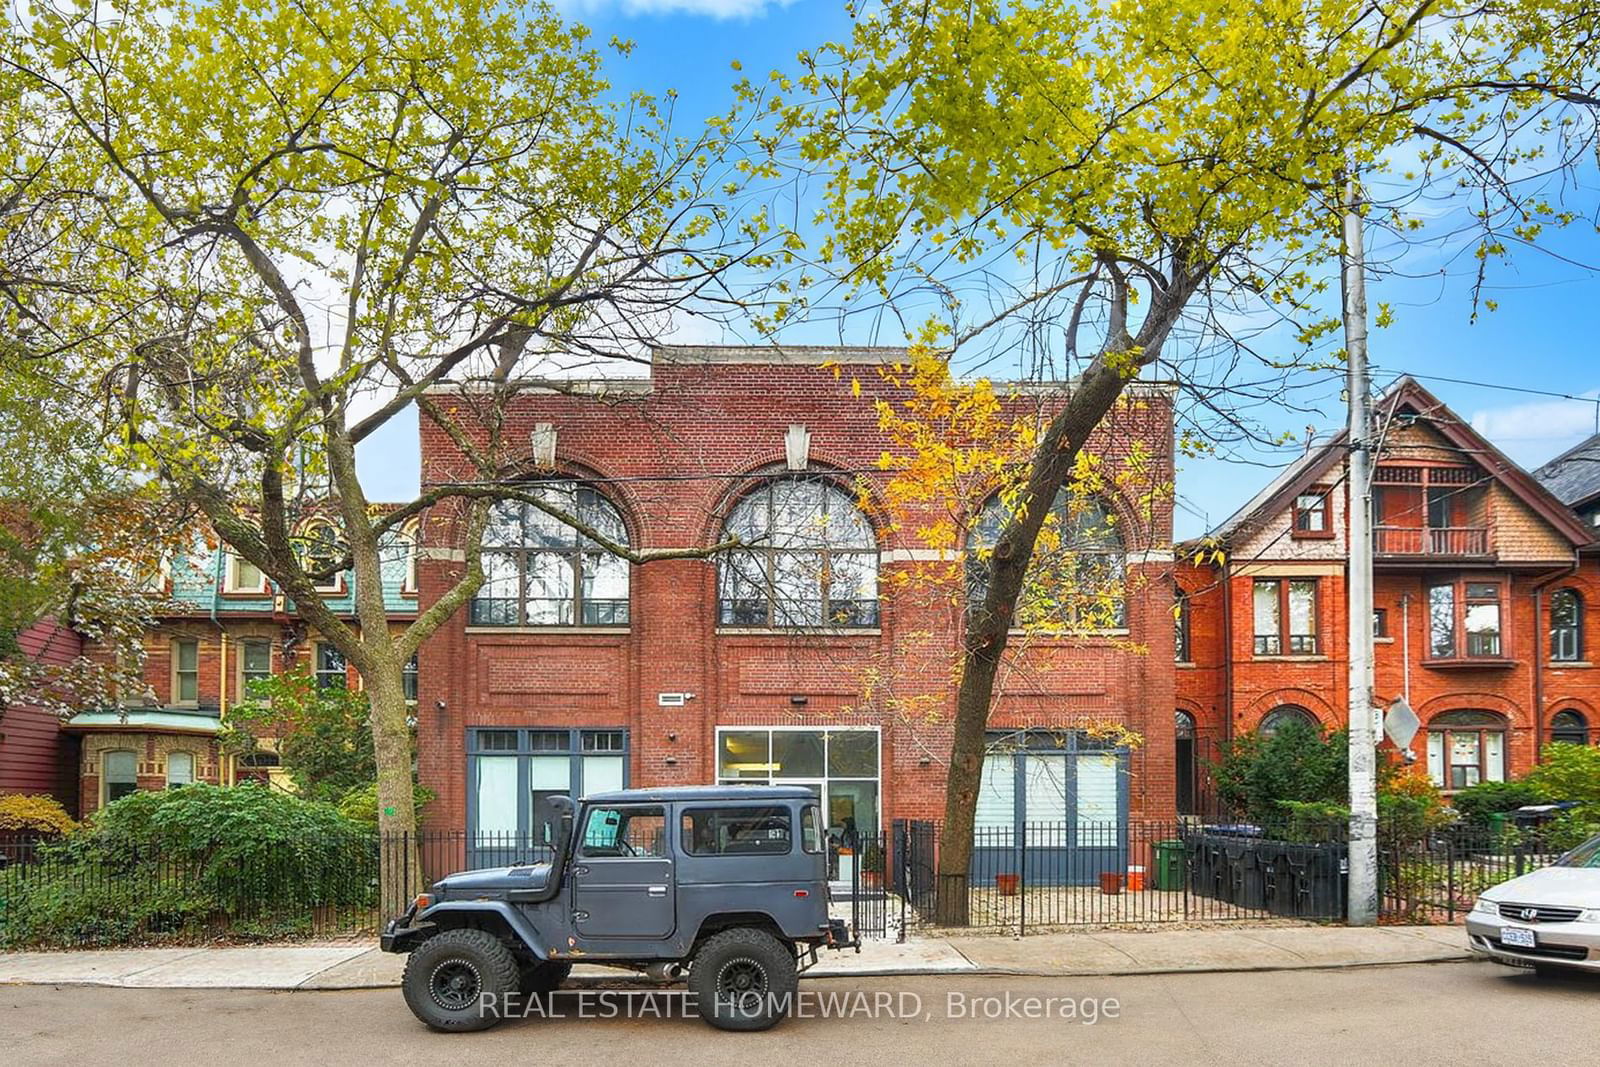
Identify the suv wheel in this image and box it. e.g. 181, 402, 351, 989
689, 928, 798, 1032
519, 960, 573, 996
401, 929, 520, 1032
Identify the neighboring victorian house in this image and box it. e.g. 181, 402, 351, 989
414, 346, 1179, 867
65, 516, 418, 818
1177, 377, 1599, 805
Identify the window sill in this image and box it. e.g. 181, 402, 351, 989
1374, 637, 1395, 645
1176, 661, 1199, 669
1422, 657, 1516, 669
1549, 661, 1593, 669
715, 627, 883, 637
1290, 532, 1336, 541
464, 626, 631, 636
1007, 628, 1131, 639
1253, 654, 1329, 662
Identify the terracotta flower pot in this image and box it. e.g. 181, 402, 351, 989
996, 873, 1021, 896
1098, 871, 1124, 895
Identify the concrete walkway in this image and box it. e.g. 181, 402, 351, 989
0, 923, 1472, 991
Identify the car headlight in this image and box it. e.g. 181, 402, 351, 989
1471, 896, 1499, 915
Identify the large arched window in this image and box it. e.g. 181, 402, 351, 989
1551, 709, 1589, 747
718, 478, 878, 628
1259, 704, 1319, 738
470, 482, 630, 626
968, 490, 1126, 628
299, 520, 345, 593
1426, 710, 1507, 790
1550, 588, 1583, 662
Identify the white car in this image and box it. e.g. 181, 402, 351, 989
1466, 833, 1600, 976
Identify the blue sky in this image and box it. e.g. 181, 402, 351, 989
357, 0, 1600, 540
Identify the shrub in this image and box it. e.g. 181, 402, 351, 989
0, 793, 77, 836
334, 782, 435, 824
1523, 742, 1600, 809
1210, 722, 1348, 826
1449, 780, 1549, 827
1376, 766, 1452, 839
1, 784, 378, 947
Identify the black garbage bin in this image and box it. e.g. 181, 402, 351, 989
1223, 838, 1267, 910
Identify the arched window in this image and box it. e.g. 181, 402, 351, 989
1551, 709, 1589, 747
718, 478, 878, 628
1259, 704, 1319, 738
1175, 710, 1197, 815
1174, 584, 1192, 662
299, 520, 345, 593
1426, 710, 1508, 790
968, 490, 1126, 628
1550, 588, 1582, 662
470, 482, 630, 627
395, 519, 420, 595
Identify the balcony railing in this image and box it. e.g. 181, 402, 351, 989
1374, 525, 1490, 557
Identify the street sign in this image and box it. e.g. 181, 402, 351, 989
1384, 697, 1420, 749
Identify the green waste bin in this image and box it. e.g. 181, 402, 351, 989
1153, 839, 1187, 891
1487, 812, 1509, 845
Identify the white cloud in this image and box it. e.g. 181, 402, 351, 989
560, 0, 794, 18
1468, 392, 1600, 466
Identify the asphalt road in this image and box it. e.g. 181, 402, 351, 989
3, 961, 1597, 1066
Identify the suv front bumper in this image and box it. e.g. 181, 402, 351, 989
380, 905, 426, 954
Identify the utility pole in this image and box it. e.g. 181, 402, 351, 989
1342, 172, 1379, 926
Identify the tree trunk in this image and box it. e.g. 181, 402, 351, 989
366, 659, 423, 917
934, 359, 1135, 925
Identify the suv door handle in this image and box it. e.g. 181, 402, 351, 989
646, 885, 667, 897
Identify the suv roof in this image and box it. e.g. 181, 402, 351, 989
582, 785, 817, 804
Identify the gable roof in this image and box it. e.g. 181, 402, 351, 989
1210, 376, 1596, 549
1534, 432, 1600, 510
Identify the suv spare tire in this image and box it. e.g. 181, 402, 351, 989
402, 928, 520, 1032
689, 927, 798, 1032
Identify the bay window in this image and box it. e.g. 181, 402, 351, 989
1427, 579, 1504, 661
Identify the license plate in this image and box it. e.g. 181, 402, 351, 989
1502, 926, 1537, 949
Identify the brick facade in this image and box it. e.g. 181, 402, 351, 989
1178, 378, 1600, 800
415, 348, 1178, 832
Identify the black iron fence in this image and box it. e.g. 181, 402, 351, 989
885, 818, 1350, 933
0, 820, 1572, 947
1378, 824, 1569, 923
0, 832, 383, 948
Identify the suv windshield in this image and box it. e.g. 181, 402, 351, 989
1556, 834, 1600, 868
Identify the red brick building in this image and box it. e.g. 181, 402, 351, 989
1177, 378, 1600, 806
415, 346, 1178, 853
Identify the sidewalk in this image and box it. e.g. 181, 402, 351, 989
0, 924, 1472, 991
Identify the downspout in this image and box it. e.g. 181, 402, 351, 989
1400, 592, 1411, 706
211, 543, 229, 785
1530, 557, 1579, 766
1221, 557, 1234, 745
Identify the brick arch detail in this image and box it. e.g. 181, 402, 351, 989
1241, 688, 1337, 728
1414, 691, 1525, 727
696, 453, 890, 549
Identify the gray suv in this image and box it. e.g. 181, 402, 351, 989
381, 785, 857, 1032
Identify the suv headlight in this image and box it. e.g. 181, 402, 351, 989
1471, 896, 1499, 915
